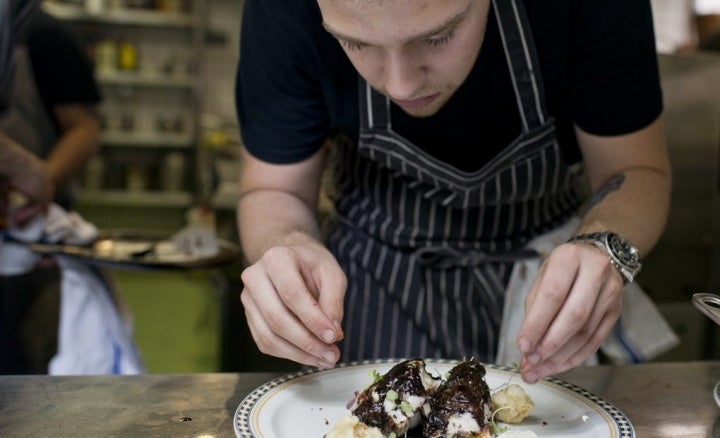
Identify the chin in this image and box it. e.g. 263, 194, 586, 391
397, 94, 451, 118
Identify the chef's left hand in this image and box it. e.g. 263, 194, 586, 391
516, 241, 624, 383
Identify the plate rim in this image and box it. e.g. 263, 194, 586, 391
233, 358, 635, 438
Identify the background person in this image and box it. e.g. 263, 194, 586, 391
0, 7, 101, 374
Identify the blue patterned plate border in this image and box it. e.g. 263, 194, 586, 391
233, 358, 634, 438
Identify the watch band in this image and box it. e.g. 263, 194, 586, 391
568, 232, 642, 286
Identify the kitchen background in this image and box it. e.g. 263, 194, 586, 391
39, 0, 720, 373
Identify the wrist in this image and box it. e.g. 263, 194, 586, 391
568, 231, 642, 286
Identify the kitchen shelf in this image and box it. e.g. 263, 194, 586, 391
77, 189, 193, 207
48, 0, 208, 227
101, 132, 194, 148
98, 72, 195, 89
43, 2, 197, 29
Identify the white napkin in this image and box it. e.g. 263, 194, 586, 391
0, 203, 99, 275
496, 217, 680, 366
49, 256, 145, 375
0, 204, 145, 375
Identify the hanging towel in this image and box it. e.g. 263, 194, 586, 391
49, 256, 144, 375
496, 217, 680, 366
0, 203, 145, 375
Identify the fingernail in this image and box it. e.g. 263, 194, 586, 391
524, 371, 538, 383
518, 338, 531, 353
333, 321, 345, 341
323, 330, 336, 344
323, 350, 337, 363
317, 360, 334, 369
526, 352, 541, 366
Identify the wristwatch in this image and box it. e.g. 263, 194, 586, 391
568, 231, 642, 286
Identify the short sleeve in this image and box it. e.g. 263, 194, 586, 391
571, 0, 663, 136
236, 0, 330, 164
24, 12, 101, 108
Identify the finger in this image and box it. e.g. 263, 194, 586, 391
530, 274, 622, 370
523, 260, 549, 312
522, 311, 619, 383
516, 245, 580, 354
522, 259, 605, 367
241, 264, 340, 364
314, 262, 346, 341
241, 285, 339, 368
263, 246, 340, 344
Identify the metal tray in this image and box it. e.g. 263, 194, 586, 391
23, 229, 242, 270
692, 293, 720, 326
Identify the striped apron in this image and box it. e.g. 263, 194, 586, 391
326, 0, 585, 363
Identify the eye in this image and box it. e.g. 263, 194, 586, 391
425, 29, 456, 48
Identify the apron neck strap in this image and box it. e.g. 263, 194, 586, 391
492, 0, 549, 132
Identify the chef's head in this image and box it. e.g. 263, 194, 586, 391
317, 0, 491, 117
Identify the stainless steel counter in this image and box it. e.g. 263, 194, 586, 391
1, 361, 718, 437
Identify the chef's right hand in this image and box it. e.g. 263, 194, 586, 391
240, 237, 346, 368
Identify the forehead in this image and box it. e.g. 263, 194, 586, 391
317, 0, 471, 42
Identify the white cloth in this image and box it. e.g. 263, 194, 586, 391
0, 204, 145, 375
49, 256, 144, 375
651, 0, 720, 53
496, 217, 680, 366
695, 0, 720, 15
651, 0, 697, 53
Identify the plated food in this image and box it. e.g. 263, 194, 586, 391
233, 358, 635, 438
326, 358, 534, 438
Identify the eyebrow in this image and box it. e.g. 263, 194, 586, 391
322, 4, 471, 46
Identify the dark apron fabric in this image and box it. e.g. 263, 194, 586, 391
326, 0, 585, 363
0, 47, 61, 374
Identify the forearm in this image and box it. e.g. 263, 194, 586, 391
573, 115, 671, 258
45, 112, 100, 187
576, 167, 671, 258
237, 189, 323, 264
0, 131, 42, 177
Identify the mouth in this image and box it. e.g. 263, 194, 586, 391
391, 93, 440, 111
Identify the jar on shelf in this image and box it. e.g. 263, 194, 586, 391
161, 152, 185, 191
117, 42, 139, 71
84, 156, 105, 191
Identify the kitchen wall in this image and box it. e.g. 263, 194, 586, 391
640, 52, 720, 362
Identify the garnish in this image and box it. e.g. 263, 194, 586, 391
386, 389, 398, 401
491, 406, 510, 436
399, 401, 413, 416
369, 369, 382, 384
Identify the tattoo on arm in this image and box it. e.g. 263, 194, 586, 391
577, 173, 626, 217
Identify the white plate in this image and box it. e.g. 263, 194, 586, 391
234, 359, 634, 438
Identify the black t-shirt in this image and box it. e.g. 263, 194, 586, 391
19, 10, 101, 129
236, 0, 662, 172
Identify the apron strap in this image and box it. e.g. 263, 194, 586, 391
359, 79, 393, 131
415, 245, 538, 269
492, 0, 550, 132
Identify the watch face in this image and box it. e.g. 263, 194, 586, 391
608, 234, 640, 268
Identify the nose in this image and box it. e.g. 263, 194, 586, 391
383, 49, 425, 100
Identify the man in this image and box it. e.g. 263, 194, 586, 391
235, 0, 671, 383
0, 1, 52, 226
0, 7, 101, 374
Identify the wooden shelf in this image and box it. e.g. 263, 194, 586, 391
98, 72, 195, 89
101, 132, 194, 148
77, 189, 193, 207
44, 2, 197, 29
